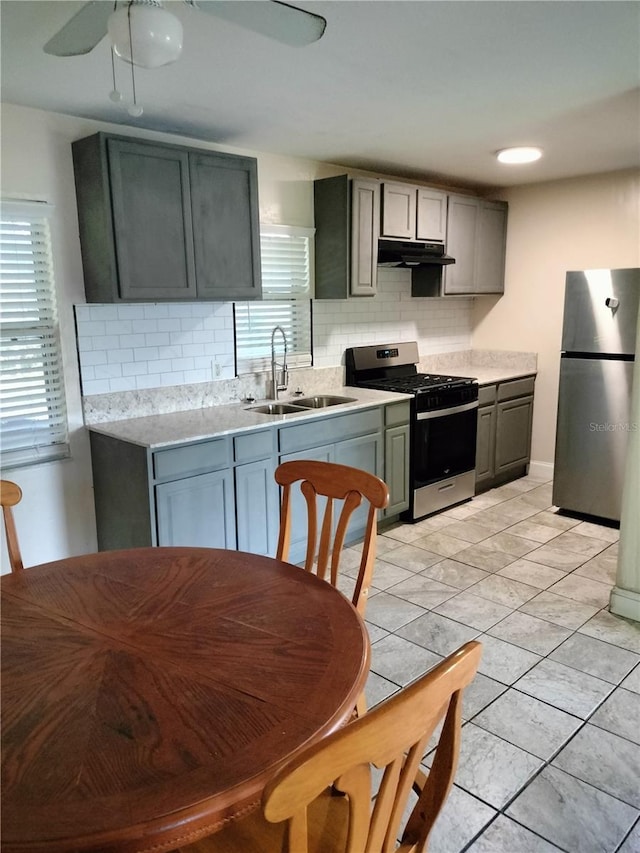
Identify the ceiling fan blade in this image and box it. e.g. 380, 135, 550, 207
192, 0, 326, 47
43, 1, 113, 57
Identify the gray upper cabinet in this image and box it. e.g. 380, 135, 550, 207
190, 151, 262, 300
416, 189, 447, 242
381, 182, 415, 239
475, 200, 508, 294
314, 175, 380, 298
72, 133, 261, 302
381, 182, 447, 243
444, 194, 507, 295
108, 139, 197, 300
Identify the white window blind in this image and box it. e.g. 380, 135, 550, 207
235, 224, 314, 373
0, 200, 69, 468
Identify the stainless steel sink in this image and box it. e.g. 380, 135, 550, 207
247, 403, 304, 415
293, 395, 358, 408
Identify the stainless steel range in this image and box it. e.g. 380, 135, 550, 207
346, 342, 478, 520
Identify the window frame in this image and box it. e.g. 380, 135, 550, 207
0, 198, 70, 469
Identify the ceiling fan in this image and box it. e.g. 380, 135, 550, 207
44, 0, 327, 69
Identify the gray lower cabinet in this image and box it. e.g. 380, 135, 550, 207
475, 401, 497, 486
156, 469, 236, 548
383, 401, 411, 517
90, 428, 276, 555
475, 377, 535, 492
235, 457, 280, 555
89, 403, 407, 560
72, 133, 261, 302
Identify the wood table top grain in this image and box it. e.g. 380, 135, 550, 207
0, 547, 370, 853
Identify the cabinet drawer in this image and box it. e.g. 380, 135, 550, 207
478, 384, 497, 406
497, 376, 535, 401
279, 408, 382, 455
234, 429, 275, 463
153, 438, 230, 481
385, 401, 411, 427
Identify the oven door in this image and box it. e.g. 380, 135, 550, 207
413, 401, 478, 488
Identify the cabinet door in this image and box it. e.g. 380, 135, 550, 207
475, 404, 496, 487
235, 458, 279, 557
495, 396, 533, 474
380, 182, 416, 239
350, 179, 380, 296
384, 424, 410, 516
108, 139, 197, 300
334, 432, 384, 541
416, 189, 447, 242
443, 195, 480, 295
475, 201, 507, 294
190, 152, 262, 300
156, 469, 236, 549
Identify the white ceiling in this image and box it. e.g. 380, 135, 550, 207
1, 1, 639, 190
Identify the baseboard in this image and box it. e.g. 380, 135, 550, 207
528, 460, 554, 481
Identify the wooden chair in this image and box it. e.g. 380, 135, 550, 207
0, 480, 23, 573
274, 460, 390, 619
178, 641, 482, 853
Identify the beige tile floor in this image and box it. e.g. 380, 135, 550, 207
340, 473, 640, 853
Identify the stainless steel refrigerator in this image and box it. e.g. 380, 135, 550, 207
553, 268, 640, 522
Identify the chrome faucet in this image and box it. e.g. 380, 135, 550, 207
270, 325, 288, 399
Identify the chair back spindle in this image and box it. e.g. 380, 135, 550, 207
0, 480, 23, 573
275, 460, 389, 616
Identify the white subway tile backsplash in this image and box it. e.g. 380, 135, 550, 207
119, 334, 147, 349
145, 332, 172, 347
74, 270, 472, 397
171, 357, 195, 372
77, 321, 106, 338
109, 377, 136, 393
115, 305, 145, 320
184, 369, 210, 383
158, 319, 182, 332
134, 347, 160, 362
122, 362, 148, 377
107, 349, 134, 364
94, 364, 123, 380
83, 379, 112, 395
105, 320, 133, 336
79, 350, 108, 366
142, 304, 170, 319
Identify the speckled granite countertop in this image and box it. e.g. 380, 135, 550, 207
448, 366, 537, 385
420, 349, 537, 387
86, 387, 412, 449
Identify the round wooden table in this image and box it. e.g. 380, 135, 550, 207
1, 547, 370, 853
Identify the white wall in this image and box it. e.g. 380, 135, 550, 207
472, 169, 640, 465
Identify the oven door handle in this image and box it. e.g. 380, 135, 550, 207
416, 400, 479, 421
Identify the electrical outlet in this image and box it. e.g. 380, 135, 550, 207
214, 361, 222, 378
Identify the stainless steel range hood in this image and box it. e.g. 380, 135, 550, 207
377, 239, 455, 268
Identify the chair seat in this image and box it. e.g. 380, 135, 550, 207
179, 789, 349, 853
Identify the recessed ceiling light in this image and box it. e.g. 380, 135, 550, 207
496, 147, 543, 164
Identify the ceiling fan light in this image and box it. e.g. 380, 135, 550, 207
108, 3, 183, 69
496, 147, 543, 165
